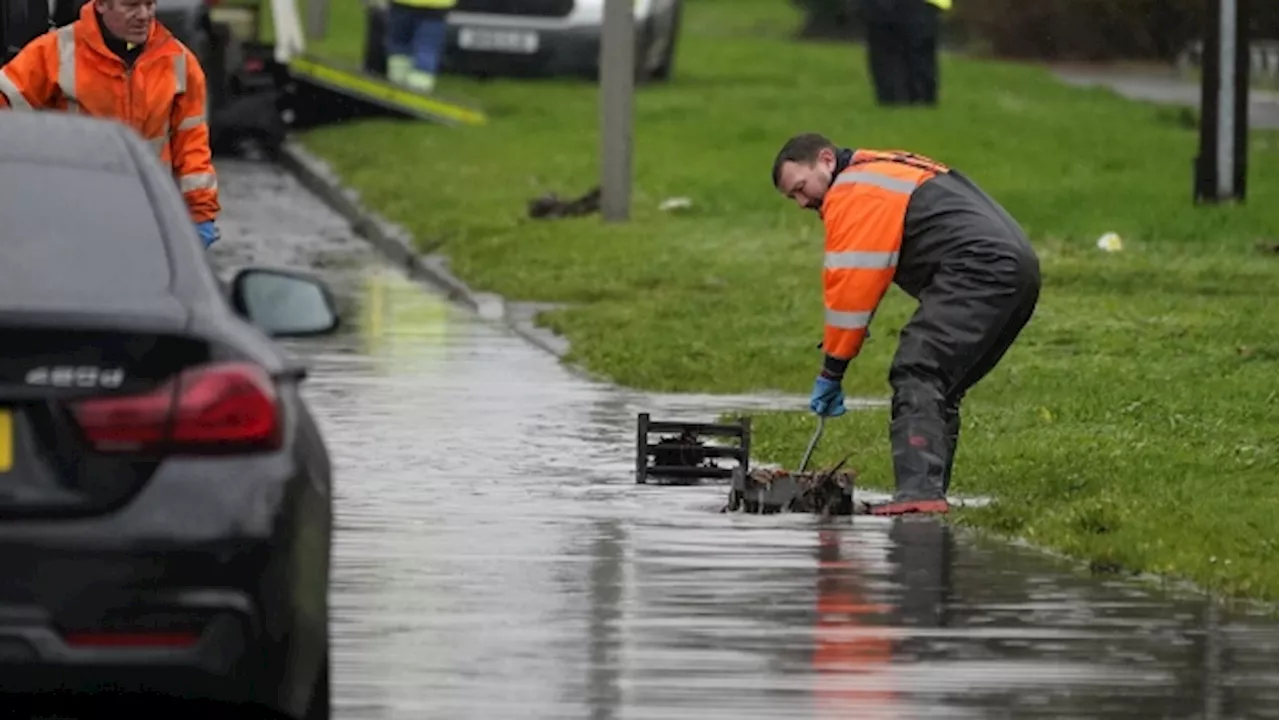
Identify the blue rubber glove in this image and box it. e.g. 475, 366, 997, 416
809, 375, 847, 417
196, 221, 221, 248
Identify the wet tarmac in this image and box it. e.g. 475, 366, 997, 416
1051, 65, 1279, 131
212, 159, 1279, 720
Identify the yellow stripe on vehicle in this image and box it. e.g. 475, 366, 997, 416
0, 409, 12, 473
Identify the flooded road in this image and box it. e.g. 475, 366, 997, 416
213, 159, 1279, 720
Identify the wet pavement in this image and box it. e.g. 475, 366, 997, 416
212, 159, 1279, 720
1051, 65, 1279, 130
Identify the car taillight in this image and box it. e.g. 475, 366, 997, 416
70, 362, 282, 454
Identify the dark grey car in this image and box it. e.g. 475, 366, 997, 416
0, 112, 337, 719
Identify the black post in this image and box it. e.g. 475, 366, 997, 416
1195, 0, 1251, 204
635, 413, 650, 484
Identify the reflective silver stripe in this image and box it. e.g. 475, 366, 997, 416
0, 70, 32, 110
825, 250, 900, 270
176, 113, 205, 132
56, 24, 78, 112
831, 170, 917, 195
825, 308, 872, 330
173, 52, 187, 94
179, 172, 217, 193
148, 133, 168, 155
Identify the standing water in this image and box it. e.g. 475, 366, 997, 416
213, 160, 1278, 720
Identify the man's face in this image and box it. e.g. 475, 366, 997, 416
96, 0, 155, 45
776, 148, 837, 213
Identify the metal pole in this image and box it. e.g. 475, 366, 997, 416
305, 0, 329, 42
1194, 0, 1249, 204
1214, 0, 1237, 198
600, 0, 635, 222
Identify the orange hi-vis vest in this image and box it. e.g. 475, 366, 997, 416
0, 1, 220, 224
819, 150, 950, 366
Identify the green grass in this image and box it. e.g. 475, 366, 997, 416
294, 0, 1280, 601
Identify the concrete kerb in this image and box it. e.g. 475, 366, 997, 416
276, 140, 576, 362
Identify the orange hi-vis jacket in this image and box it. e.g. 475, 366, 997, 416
819, 149, 950, 374
0, 2, 220, 224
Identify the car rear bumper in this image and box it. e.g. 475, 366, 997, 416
0, 557, 270, 702
0, 451, 325, 715
0, 592, 255, 695
443, 23, 601, 76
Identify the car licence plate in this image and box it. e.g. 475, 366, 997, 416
457, 27, 539, 54
0, 409, 10, 474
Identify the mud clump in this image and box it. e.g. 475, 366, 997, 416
727, 467, 858, 517
528, 186, 601, 220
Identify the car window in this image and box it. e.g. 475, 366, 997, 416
0, 163, 172, 295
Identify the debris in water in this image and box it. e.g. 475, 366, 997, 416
652, 429, 711, 470
724, 466, 857, 517
528, 186, 601, 219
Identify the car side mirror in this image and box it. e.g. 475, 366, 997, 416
229, 266, 341, 338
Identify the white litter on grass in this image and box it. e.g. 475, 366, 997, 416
1096, 232, 1124, 252
658, 196, 693, 212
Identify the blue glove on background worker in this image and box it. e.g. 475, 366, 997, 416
196, 221, 221, 248
810, 376, 847, 417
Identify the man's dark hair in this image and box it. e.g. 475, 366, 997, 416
771, 133, 837, 188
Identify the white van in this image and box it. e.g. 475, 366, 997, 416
442, 0, 683, 81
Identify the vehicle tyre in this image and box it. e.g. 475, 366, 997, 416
649, 0, 682, 81
635, 20, 656, 84
305, 647, 331, 720
363, 4, 388, 76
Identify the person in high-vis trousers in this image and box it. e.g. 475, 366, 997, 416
385, 0, 455, 93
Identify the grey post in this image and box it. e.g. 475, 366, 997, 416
305, 0, 330, 42
1194, 0, 1249, 203
599, 0, 635, 222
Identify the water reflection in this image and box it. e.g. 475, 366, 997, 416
813, 526, 902, 719
583, 518, 625, 720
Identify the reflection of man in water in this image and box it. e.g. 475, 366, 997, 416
813, 528, 897, 714
811, 521, 952, 715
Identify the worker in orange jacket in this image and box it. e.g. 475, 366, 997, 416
772, 133, 1041, 516
0, 0, 222, 247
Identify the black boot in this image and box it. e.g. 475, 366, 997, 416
941, 405, 960, 495
870, 415, 950, 516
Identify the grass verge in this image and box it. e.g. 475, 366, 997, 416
293, 0, 1280, 601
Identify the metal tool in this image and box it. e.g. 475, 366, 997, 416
796, 415, 826, 474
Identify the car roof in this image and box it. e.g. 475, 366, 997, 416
0, 112, 230, 328
0, 111, 141, 175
